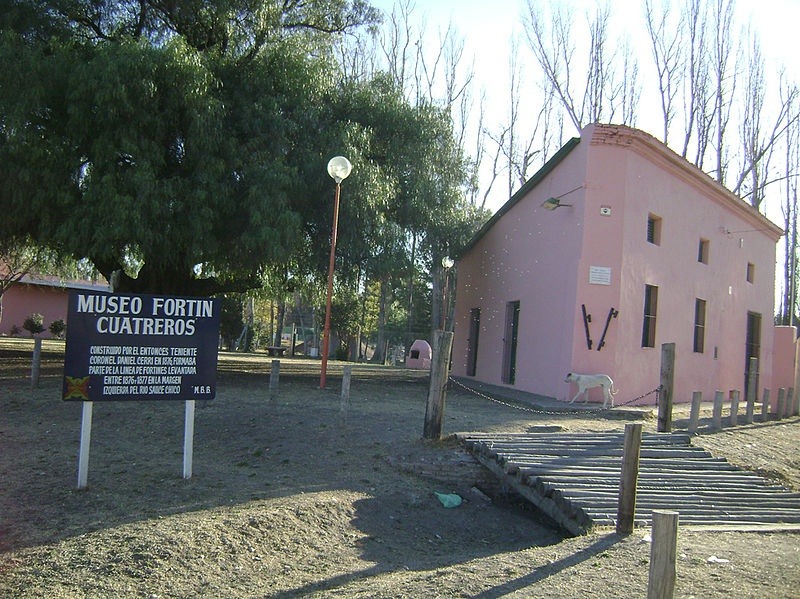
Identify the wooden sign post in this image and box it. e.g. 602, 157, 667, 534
616, 422, 643, 534
657, 343, 675, 433
423, 330, 454, 440
64, 292, 220, 488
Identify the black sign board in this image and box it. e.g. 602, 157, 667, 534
63, 292, 221, 401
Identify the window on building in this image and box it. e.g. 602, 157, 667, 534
693, 298, 706, 353
647, 214, 662, 245
698, 239, 709, 264
641, 284, 658, 348
747, 262, 755, 283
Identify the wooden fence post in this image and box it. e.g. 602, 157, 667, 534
30, 337, 42, 389
761, 388, 771, 421
688, 392, 702, 434
785, 388, 794, 418
729, 390, 739, 427
745, 357, 758, 424
647, 510, 679, 599
712, 390, 724, 430
616, 423, 643, 535
777, 388, 786, 421
269, 359, 280, 399
423, 330, 454, 440
340, 364, 352, 414
658, 343, 675, 433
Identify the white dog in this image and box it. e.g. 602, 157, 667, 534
565, 372, 618, 408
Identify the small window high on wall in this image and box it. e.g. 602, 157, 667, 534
641, 284, 658, 347
698, 239, 709, 264
647, 214, 662, 245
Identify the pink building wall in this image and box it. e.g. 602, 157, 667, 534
1, 283, 69, 337
771, 326, 798, 410
452, 124, 786, 405
1, 278, 109, 338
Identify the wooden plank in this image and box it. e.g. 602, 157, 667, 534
463, 433, 692, 444
502, 457, 735, 470
484, 447, 715, 459
515, 466, 768, 481
560, 488, 800, 501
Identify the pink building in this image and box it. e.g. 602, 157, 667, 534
452, 124, 793, 405
0, 275, 109, 338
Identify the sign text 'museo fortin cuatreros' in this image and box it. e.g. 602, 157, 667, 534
63, 292, 221, 402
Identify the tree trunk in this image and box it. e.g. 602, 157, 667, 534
274, 298, 286, 348
371, 278, 388, 363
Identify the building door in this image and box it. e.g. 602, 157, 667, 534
502, 301, 520, 384
466, 308, 480, 376
745, 311, 761, 393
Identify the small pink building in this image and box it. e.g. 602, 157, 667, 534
452, 124, 791, 405
406, 339, 432, 369
0, 275, 109, 338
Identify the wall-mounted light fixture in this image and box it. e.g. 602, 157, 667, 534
541, 185, 584, 211
542, 197, 571, 210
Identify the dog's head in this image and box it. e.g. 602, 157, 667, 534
565, 372, 576, 383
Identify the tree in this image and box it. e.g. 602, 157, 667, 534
334, 4, 489, 354
522, 1, 639, 133
644, 0, 682, 145
22, 313, 44, 337
779, 86, 800, 325
0, 0, 380, 297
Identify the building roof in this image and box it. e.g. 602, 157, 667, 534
458, 136, 581, 257
459, 124, 783, 257
590, 124, 783, 240
15, 274, 110, 293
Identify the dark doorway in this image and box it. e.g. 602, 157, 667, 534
745, 311, 761, 393
467, 308, 480, 376
502, 301, 520, 384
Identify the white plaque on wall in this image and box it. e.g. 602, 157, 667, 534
589, 266, 612, 285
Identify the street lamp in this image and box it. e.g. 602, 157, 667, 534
320, 156, 352, 388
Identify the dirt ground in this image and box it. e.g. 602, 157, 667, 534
1, 337, 799, 598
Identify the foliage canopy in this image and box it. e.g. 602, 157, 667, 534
1, 0, 482, 303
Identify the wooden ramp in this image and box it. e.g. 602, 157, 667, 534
456, 431, 800, 536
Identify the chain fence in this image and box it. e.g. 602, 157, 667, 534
448, 376, 661, 417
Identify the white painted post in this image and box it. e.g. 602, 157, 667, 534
183, 400, 195, 479
269, 359, 280, 398
761, 388, 771, 421
647, 510, 679, 599
712, 390, 724, 430
30, 337, 42, 389
340, 365, 352, 413
729, 390, 739, 427
77, 401, 93, 489
688, 391, 702, 434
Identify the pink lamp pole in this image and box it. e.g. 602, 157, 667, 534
320, 156, 352, 388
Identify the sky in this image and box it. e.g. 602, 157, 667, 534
369, 0, 800, 214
